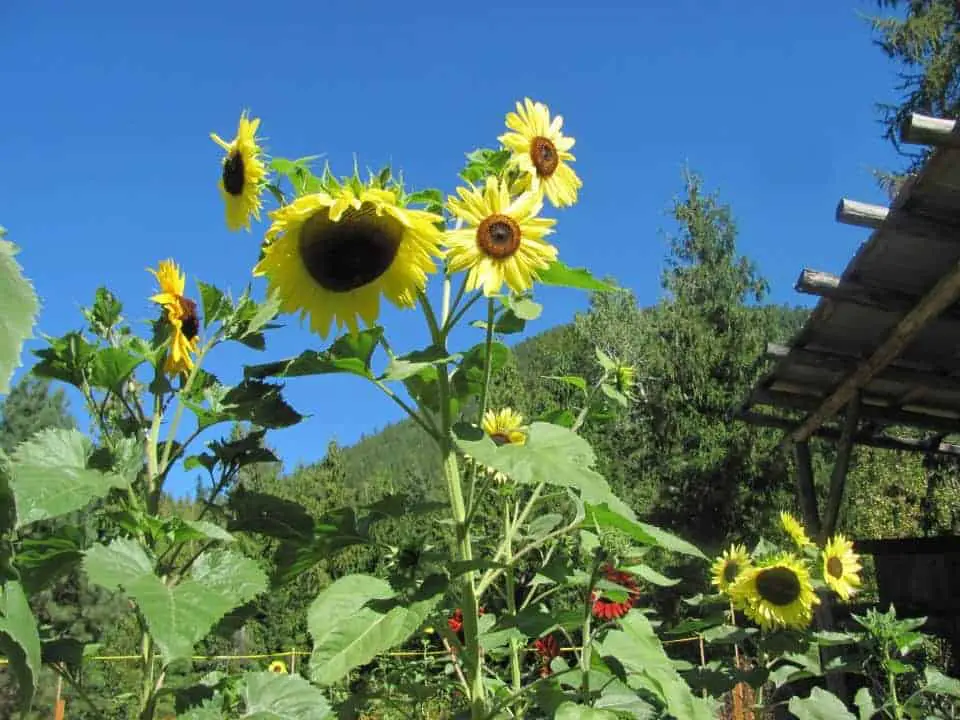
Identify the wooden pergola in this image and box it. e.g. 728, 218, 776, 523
736, 112, 960, 545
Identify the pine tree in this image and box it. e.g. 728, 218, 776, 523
0, 375, 74, 453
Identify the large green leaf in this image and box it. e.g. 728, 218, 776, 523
245, 328, 382, 380
787, 688, 856, 720
0, 580, 41, 711
0, 238, 39, 395
31, 331, 98, 388
89, 346, 143, 391
538, 261, 618, 292
450, 342, 510, 400
242, 671, 333, 719
923, 667, 960, 698
189, 380, 302, 430
554, 703, 621, 719
84, 540, 267, 663
308, 574, 440, 686
8, 428, 130, 529
585, 504, 707, 560
599, 612, 716, 720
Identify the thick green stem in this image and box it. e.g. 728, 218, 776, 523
884, 649, 903, 719
138, 632, 155, 719
580, 559, 603, 702
503, 499, 522, 694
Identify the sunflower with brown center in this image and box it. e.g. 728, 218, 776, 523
253, 183, 444, 338
728, 554, 818, 631
267, 660, 288, 674
498, 98, 582, 208
211, 111, 267, 232
822, 534, 862, 601
711, 544, 752, 593
482, 408, 527, 446
148, 259, 200, 376
445, 177, 557, 297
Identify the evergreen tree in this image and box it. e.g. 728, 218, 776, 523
0, 375, 74, 453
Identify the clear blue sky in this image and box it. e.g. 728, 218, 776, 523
1, 1, 904, 497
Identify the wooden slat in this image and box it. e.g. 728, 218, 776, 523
835, 198, 888, 229
901, 113, 960, 148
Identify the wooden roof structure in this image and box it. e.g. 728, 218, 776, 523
736, 112, 960, 543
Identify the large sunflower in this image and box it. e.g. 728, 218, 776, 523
498, 98, 581, 208
482, 408, 527, 446
728, 554, 819, 631
822, 534, 862, 602
780, 511, 813, 549
211, 111, 267, 232
148, 260, 200, 376
711, 544, 752, 594
445, 177, 557, 296
254, 184, 444, 338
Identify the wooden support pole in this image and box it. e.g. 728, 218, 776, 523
793, 441, 822, 540
796, 268, 960, 325
900, 113, 960, 148
820, 394, 861, 544
787, 259, 960, 444
835, 198, 889, 229
738, 410, 960, 457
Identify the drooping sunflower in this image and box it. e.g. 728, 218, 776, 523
267, 660, 288, 674
210, 111, 267, 232
148, 260, 200, 376
445, 177, 557, 297
822, 534, 862, 602
780, 511, 813, 549
498, 98, 582, 208
711, 544, 752, 594
254, 184, 444, 338
591, 566, 641, 621
728, 554, 819, 631
482, 408, 527, 446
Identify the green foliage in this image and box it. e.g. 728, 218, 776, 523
0, 580, 42, 710
0, 235, 39, 395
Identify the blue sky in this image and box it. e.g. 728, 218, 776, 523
1, 1, 904, 497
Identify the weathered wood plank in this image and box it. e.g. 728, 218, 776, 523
820, 394, 860, 544
835, 198, 888, 229
794, 442, 822, 540
901, 113, 960, 148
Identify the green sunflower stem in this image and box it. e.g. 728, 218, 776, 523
503, 499, 522, 695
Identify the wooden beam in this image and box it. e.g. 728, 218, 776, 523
901, 113, 960, 148
737, 411, 960, 457
820, 394, 860, 544
836, 198, 889, 229
794, 442, 822, 540
764, 343, 960, 394
788, 258, 960, 444
752, 387, 960, 434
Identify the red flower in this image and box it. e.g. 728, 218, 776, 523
591, 566, 640, 621
448, 608, 464, 634
533, 634, 560, 677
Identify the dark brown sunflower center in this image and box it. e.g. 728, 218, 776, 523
477, 214, 521, 259
490, 432, 512, 446
298, 206, 402, 293
756, 567, 802, 606
530, 136, 559, 177
223, 151, 245, 196
827, 556, 844, 579
722, 561, 740, 584
180, 298, 199, 341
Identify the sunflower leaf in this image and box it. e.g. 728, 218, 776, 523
787, 688, 856, 720
241, 671, 334, 719
554, 703, 621, 719
32, 331, 98, 389
583, 503, 707, 560
89, 346, 144, 391
8, 428, 130, 529
506, 297, 542, 321
538, 261, 618, 292
544, 375, 588, 394
0, 580, 41, 712
244, 328, 383, 380
380, 346, 459, 382
0, 238, 38, 395
197, 281, 233, 329
450, 341, 510, 400
227, 489, 314, 542
191, 380, 302, 430
84, 540, 267, 664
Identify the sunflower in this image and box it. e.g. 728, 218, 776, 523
445, 177, 557, 297
211, 111, 267, 232
498, 98, 582, 208
533, 634, 560, 678
591, 566, 640, 621
822, 534, 862, 602
728, 554, 819, 631
711, 544, 752, 594
254, 184, 444, 338
482, 408, 527, 446
148, 260, 200, 376
780, 511, 813, 549
267, 660, 288, 674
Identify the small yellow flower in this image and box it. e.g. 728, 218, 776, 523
445, 177, 557, 297
711, 544, 752, 594
211, 111, 268, 232
148, 259, 200, 377
267, 660, 288, 674
498, 98, 581, 208
780, 511, 812, 549
482, 408, 527, 446
822, 534, 862, 602
728, 554, 819, 631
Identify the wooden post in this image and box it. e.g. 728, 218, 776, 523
793, 441, 822, 540
901, 112, 960, 148
54, 674, 65, 720
820, 394, 861, 544
835, 198, 889, 229
290, 647, 296, 675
